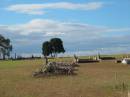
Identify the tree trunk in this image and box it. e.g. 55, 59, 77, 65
45, 56, 48, 65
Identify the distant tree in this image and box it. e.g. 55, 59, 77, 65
0, 34, 12, 59
50, 38, 65, 57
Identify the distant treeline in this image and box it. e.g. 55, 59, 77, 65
10, 55, 42, 60
0, 54, 42, 60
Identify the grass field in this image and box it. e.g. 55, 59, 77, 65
0, 58, 130, 97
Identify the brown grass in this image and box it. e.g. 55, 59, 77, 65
0, 59, 130, 97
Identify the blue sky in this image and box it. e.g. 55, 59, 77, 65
0, 0, 130, 56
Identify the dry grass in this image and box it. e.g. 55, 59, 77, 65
0, 59, 130, 97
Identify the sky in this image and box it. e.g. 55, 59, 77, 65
0, 0, 130, 56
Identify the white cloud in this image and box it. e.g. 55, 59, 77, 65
0, 19, 130, 38
65, 46, 130, 56
105, 28, 130, 32
1, 19, 130, 55
45, 32, 64, 36
6, 2, 104, 15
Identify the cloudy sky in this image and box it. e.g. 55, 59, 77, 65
0, 0, 130, 56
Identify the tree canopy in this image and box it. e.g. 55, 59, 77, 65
0, 34, 12, 59
50, 38, 65, 54
42, 38, 65, 57
42, 41, 52, 57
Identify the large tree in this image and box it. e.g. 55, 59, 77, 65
42, 41, 52, 64
0, 34, 12, 59
42, 38, 65, 58
50, 38, 65, 57
42, 41, 52, 57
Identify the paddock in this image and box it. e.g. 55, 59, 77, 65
0, 59, 130, 97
